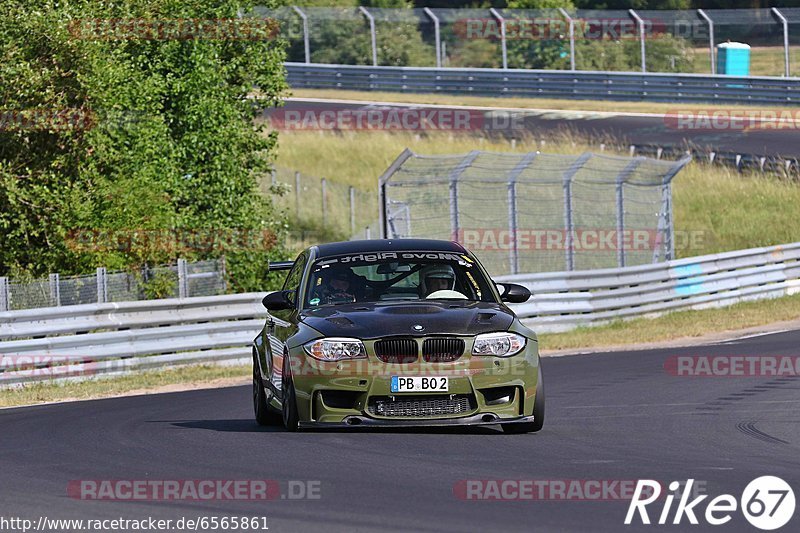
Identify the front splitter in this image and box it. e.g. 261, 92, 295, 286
298, 413, 535, 429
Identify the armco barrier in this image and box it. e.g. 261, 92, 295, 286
2, 242, 799, 388
496, 242, 800, 332
286, 63, 800, 105
0, 293, 267, 388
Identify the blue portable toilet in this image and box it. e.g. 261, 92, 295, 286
717, 42, 750, 76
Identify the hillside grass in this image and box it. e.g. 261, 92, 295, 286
274, 130, 800, 259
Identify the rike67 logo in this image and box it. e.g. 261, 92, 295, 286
625, 477, 795, 530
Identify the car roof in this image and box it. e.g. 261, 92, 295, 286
313, 239, 467, 259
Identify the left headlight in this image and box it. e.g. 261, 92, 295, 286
472, 332, 526, 357
304, 338, 367, 361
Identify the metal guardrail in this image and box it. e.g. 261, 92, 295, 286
496, 242, 800, 332
286, 63, 800, 105
0, 293, 267, 388
2, 241, 799, 388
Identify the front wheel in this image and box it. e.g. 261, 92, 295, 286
502, 366, 545, 434
282, 355, 300, 432
253, 356, 280, 426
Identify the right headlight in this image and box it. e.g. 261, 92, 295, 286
304, 338, 367, 362
472, 332, 526, 357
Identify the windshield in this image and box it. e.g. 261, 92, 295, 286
305, 251, 497, 308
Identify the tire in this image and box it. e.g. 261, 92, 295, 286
253, 355, 280, 426
502, 366, 545, 434
281, 354, 300, 432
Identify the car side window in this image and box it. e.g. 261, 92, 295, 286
282, 254, 307, 304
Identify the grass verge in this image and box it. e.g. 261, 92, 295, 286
539, 293, 800, 352
0, 364, 248, 409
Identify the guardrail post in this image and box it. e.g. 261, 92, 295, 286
489, 8, 507, 70
349, 186, 356, 236
629, 9, 646, 73
294, 171, 301, 218
698, 10, 715, 75
558, 8, 576, 71
0, 277, 9, 311
292, 6, 310, 64
96, 267, 107, 303
49, 273, 61, 307
562, 153, 592, 271
772, 8, 790, 77
321, 177, 327, 227
423, 8, 442, 68
178, 258, 188, 298
359, 6, 378, 66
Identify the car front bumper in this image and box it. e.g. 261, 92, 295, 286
288, 338, 541, 425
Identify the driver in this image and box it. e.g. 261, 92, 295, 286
419, 264, 456, 297
313, 268, 357, 304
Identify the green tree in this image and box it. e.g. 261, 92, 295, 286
0, 0, 289, 291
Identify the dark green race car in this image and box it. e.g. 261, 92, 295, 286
252, 239, 545, 433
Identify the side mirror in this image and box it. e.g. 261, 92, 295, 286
497, 283, 531, 304
262, 290, 294, 311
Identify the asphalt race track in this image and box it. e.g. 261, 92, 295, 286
276, 99, 800, 158
2, 330, 799, 532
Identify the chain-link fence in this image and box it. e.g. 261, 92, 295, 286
262, 167, 378, 246
0, 259, 226, 311
250, 6, 798, 76
378, 149, 690, 276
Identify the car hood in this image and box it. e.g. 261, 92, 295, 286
300, 300, 515, 339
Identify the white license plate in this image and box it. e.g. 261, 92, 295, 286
390, 376, 449, 393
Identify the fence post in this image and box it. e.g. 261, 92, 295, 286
270, 168, 276, 187
295, 171, 301, 218
562, 153, 592, 271
49, 273, 61, 307
178, 258, 188, 298
507, 152, 537, 275
96, 267, 107, 303
489, 8, 507, 69
0, 277, 9, 311
772, 8, 790, 77
423, 8, 441, 69
321, 177, 327, 227
614, 158, 644, 268
448, 151, 480, 241
559, 8, 576, 71
349, 186, 356, 236
292, 6, 310, 64
698, 9, 715, 75
365, 226, 371, 240
629, 9, 646, 73
359, 6, 378, 66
